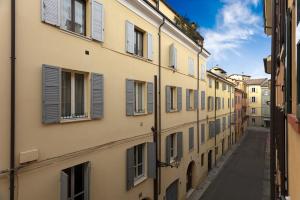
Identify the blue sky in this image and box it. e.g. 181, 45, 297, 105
165, 0, 271, 78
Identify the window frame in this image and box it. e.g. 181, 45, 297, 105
133, 144, 145, 182
252, 108, 256, 114
170, 87, 177, 111
252, 96, 256, 103
134, 28, 144, 57
188, 89, 194, 110
134, 81, 146, 114
170, 133, 177, 161
252, 87, 256, 93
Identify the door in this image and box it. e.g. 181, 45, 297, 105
166, 179, 178, 200
186, 162, 194, 192
208, 150, 212, 172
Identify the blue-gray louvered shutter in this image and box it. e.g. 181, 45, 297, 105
166, 86, 171, 112
177, 132, 183, 160
42, 65, 61, 124
42, 0, 60, 26
186, 89, 190, 110
194, 90, 198, 109
126, 80, 134, 116
177, 87, 182, 111
91, 73, 104, 119
126, 147, 134, 190
201, 91, 205, 110
189, 127, 194, 150
166, 135, 171, 164
222, 98, 224, 109
147, 33, 153, 60
201, 124, 205, 144
147, 82, 154, 114
169, 44, 177, 69
147, 142, 156, 178
212, 97, 215, 110
207, 97, 210, 111
126, 21, 134, 54
84, 162, 91, 200
60, 171, 68, 200
91, 0, 104, 42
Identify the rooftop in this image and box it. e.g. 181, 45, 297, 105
244, 78, 268, 85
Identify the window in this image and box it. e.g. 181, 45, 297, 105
209, 78, 212, 88
207, 96, 214, 111
228, 98, 230, 108
252, 97, 256, 103
61, 71, 86, 119
170, 133, 177, 161
222, 83, 226, 90
133, 144, 145, 181
201, 153, 204, 166
252, 87, 256, 93
201, 124, 205, 144
61, 162, 90, 200
252, 108, 256, 114
252, 118, 256, 124
61, 0, 86, 35
134, 28, 144, 57
134, 81, 145, 113
188, 57, 195, 76
170, 87, 177, 110
215, 81, 219, 89
187, 89, 194, 110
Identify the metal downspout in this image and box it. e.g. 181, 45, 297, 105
197, 46, 203, 153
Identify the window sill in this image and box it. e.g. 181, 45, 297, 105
60, 117, 91, 123
134, 112, 148, 116
187, 108, 195, 111
59, 28, 93, 42
134, 176, 147, 187
126, 52, 153, 63
168, 109, 179, 113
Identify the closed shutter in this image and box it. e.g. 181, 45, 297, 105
42, 64, 61, 124
126, 79, 135, 116
147, 142, 156, 178
201, 124, 205, 144
194, 90, 198, 109
207, 97, 210, 111
189, 127, 194, 150
222, 98, 224, 109
126, 21, 134, 54
177, 132, 183, 160
147, 33, 153, 60
169, 44, 177, 69
177, 87, 182, 111
201, 91, 205, 110
186, 89, 190, 110
91, 1, 104, 42
60, 171, 68, 200
166, 135, 171, 164
212, 97, 215, 110
126, 147, 134, 190
91, 73, 104, 119
188, 57, 194, 75
166, 86, 171, 112
147, 82, 154, 114
41, 0, 60, 26
209, 121, 215, 138
84, 162, 91, 200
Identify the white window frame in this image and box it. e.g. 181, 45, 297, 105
170, 87, 177, 111
252, 97, 256, 103
252, 87, 256, 93
134, 81, 145, 114
252, 108, 256, 114
188, 89, 194, 110
170, 133, 177, 161
133, 144, 145, 182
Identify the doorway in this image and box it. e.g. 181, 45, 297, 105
208, 150, 212, 172
166, 179, 178, 200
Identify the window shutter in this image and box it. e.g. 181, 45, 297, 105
147, 82, 154, 114
177, 132, 183, 160
126, 21, 134, 54
41, 0, 60, 26
212, 97, 215, 110
169, 44, 177, 69
166, 135, 171, 164
201, 91, 205, 110
189, 127, 194, 150
126, 80, 135, 116
126, 147, 134, 190
166, 86, 171, 112
42, 64, 61, 124
188, 58, 194, 75
207, 97, 210, 111
84, 162, 91, 200
60, 171, 68, 200
91, 73, 104, 119
147, 142, 156, 178
177, 87, 182, 111
147, 33, 153, 60
222, 98, 224, 109
201, 124, 205, 144
194, 90, 198, 109
186, 89, 190, 110
91, 1, 104, 42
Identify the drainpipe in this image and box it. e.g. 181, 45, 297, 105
230, 86, 232, 146
10, 0, 16, 199
153, 75, 158, 200
214, 78, 217, 167
197, 46, 203, 153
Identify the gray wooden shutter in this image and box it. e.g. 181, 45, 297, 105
42, 64, 61, 124
60, 171, 68, 200
222, 98, 224, 109
186, 89, 190, 110
177, 87, 182, 111
91, 73, 104, 119
207, 97, 210, 111
201, 124, 205, 144
169, 44, 177, 69
147, 142, 156, 178
201, 91, 205, 110
42, 0, 60, 26
194, 90, 198, 109
126, 147, 134, 190
91, 0, 104, 42
212, 97, 215, 110
189, 127, 194, 150
166, 86, 171, 112
147, 82, 154, 114
166, 135, 171, 164
147, 33, 153, 60
126, 79, 134, 116
126, 21, 134, 54
177, 132, 183, 160
84, 162, 91, 200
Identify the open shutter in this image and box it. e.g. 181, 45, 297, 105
126, 147, 134, 190
91, 73, 104, 119
186, 89, 190, 110
177, 132, 183, 160
212, 97, 215, 110
126, 21, 134, 54
194, 90, 198, 109
169, 44, 177, 69
166, 86, 171, 112
91, 1, 104, 42
147, 33, 153, 60
147, 82, 154, 114
189, 127, 194, 150
201, 91, 205, 110
177, 87, 182, 111
166, 135, 171, 164
60, 171, 68, 200
41, 0, 60, 26
42, 65, 61, 124
84, 162, 91, 200
126, 79, 135, 116
147, 143, 156, 178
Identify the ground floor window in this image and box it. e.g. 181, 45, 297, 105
133, 144, 145, 181
252, 118, 256, 124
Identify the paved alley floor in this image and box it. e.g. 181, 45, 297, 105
200, 127, 270, 200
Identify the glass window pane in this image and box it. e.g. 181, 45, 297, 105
138, 165, 143, 176
62, 71, 71, 118
74, 164, 84, 194
138, 84, 143, 112
75, 73, 84, 116
74, 0, 84, 34
74, 194, 84, 200
62, 0, 72, 31
137, 145, 143, 164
